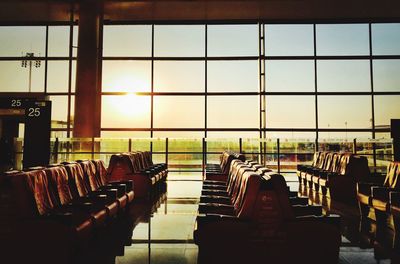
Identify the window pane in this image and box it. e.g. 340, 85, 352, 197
100, 131, 150, 138
318, 96, 372, 128
101, 95, 151, 128
208, 25, 258, 56
102, 61, 151, 92
265, 24, 314, 56
208, 61, 258, 92
208, 96, 258, 128
153, 131, 204, 138
375, 95, 400, 127
316, 24, 369, 55
265, 132, 316, 139
50, 96, 68, 129
0, 61, 44, 92
372, 23, 400, 55
318, 132, 372, 140
206, 132, 259, 138
317, 60, 370, 92
154, 96, 204, 128
154, 61, 205, 92
103, 25, 152, 57
373, 60, 400, 92
47, 61, 69, 92
266, 96, 315, 128
266, 60, 314, 92
48, 26, 69, 57
154, 25, 205, 57
0, 26, 45, 56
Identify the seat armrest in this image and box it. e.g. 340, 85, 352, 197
46, 211, 75, 225
198, 203, 235, 216
109, 180, 134, 192
289, 197, 309, 206
357, 182, 377, 196
372, 186, 394, 201
90, 189, 118, 200
390, 191, 400, 206
195, 214, 251, 244
200, 195, 231, 204
99, 184, 126, 197
294, 214, 341, 228
292, 205, 323, 216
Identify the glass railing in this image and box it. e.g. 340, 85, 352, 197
12, 137, 394, 178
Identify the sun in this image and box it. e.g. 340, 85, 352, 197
110, 93, 150, 118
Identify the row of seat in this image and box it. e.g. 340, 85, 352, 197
357, 161, 400, 249
205, 151, 246, 182
297, 151, 370, 203
195, 156, 341, 264
107, 151, 167, 199
2, 159, 134, 264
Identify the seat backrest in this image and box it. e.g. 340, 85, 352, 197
107, 154, 135, 181
64, 163, 91, 198
11, 170, 55, 218
143, 151, 153, 167
336, 153, 352, 176
322, 152, 335, 171
330, 153, 342, 173
78, 160, 100, 191
316, 152, 327, 169
44, 165, 73, 206
383, 161, 400, 189
311, 152, 321, 167
237, 172, 295, 225
92, 159, 108, 186
347, 155, 371, 182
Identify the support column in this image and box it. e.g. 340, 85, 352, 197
73, 0, 102, 137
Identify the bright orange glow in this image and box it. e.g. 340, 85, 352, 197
104, 75, 148, 93
109, 93, 150, 118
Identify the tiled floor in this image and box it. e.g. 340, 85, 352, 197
113, 179, 398, 264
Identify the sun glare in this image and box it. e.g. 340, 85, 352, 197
110, 93, 150, 118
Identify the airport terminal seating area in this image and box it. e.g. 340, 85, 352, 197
195, 151, 341, 264
0, 151, 167, 264
357, 161, 400, 249
107, 151, 168, 199
297, 151, 370, 203
297, 151, 400, 252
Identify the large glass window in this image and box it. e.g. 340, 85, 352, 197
154, 96, 204, 128
266, 96, 315, 128
316, 24, 369, 55
373, 60, 400, 92
0, 26, 46, 56
265, 24, 314, 56
266, 60, 314, 92
48, 26, 70, 57
208, 61, 258, 92
208, 25, 258, 57
374, 96, 400, 127
318, 96, 372, 129
372, 23, 400, 55
207, 96, 259, 128
102, 61, 151, 92
154, 25, 205, 57
103, 25, 152, 57
101, 95, 151, 128
154, 61, 205, 92
317, 60, 370, 92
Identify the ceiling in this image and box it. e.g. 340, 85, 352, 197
0, 0, 399, 24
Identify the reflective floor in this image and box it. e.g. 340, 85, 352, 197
113, 174, 398, 264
